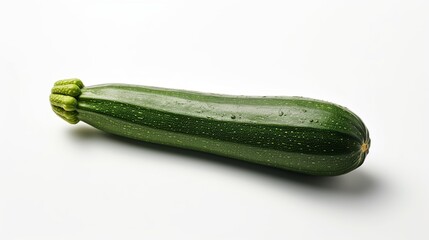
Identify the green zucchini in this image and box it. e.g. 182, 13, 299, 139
50, 78, 370, 176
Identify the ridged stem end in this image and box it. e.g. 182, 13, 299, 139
50, 78, 84, 124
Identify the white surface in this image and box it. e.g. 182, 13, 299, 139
1, 0, 428, 239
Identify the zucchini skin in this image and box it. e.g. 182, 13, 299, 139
50, 79, 370, 176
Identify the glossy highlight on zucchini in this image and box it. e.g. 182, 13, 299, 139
50, 78, 370, 176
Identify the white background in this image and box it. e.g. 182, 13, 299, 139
1, 0, 428, 239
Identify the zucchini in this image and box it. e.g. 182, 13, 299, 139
50, 78, 370, 176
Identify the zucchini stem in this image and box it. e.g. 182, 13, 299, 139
50, 78, 84, 124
